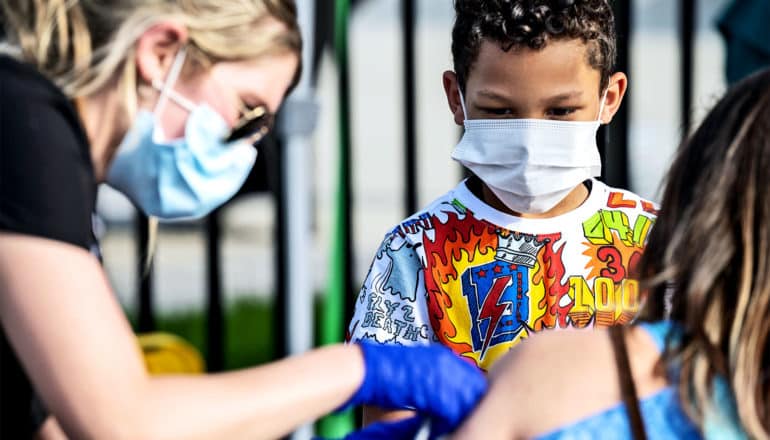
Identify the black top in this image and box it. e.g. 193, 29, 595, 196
0, 55, 97, 437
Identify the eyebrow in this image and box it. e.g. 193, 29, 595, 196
541, 91, 584, 104
475, 89, 512, 103
475, 89, 585, 105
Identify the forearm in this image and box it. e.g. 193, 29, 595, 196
49, 345, 363, 440
109, 344, 363, 440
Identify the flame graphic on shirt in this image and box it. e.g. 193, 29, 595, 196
423, 210, 496, 356
530, 234, 572, 330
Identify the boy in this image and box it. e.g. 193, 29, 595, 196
348, 0, 657, 424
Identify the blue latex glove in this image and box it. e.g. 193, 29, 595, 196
341, 342, 487, 435
341, 417, 423, 440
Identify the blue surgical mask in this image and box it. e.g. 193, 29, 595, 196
106, 48, 257, 221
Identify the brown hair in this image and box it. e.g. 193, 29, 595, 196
640, 68, 770, 437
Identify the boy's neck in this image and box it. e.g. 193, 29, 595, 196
468, 177, 591, 219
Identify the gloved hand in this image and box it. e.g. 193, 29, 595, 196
341, 342, 487, 436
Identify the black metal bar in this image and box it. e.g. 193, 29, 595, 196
337, 5, 355, 327
206, 209, 224, 371
603, 0, 631, 189
680, 0, 696, 136
268, 132, 288, 360
136, 214, 155, 332
402, 0, 418, 215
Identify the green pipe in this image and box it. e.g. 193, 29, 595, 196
318, 0, 355, 437
322, 0, 351, 348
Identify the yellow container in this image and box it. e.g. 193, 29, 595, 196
138, 333, 205, 375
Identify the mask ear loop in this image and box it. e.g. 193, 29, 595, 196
152, 47, 191, 117
152, 80, 196, 113
458, 85, 469, 121
597, 88, 609, 123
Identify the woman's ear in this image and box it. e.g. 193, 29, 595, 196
135, 21, 189, 84
599, 72, 628, 124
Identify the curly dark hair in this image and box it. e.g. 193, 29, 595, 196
452, 0, 617, 93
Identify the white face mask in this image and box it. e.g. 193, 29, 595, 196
451, 88, 607, 214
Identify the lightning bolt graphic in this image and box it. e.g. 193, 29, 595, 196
478, 274, 513, 359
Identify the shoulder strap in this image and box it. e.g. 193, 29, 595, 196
609, 326, 648, 440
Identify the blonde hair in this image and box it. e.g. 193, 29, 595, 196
640, 69, 770, 437
0, 0, 301, 114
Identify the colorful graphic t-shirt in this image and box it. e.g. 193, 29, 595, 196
348, 179, 658, 371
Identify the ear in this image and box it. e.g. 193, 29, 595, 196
599, 72, 628, 124
442, 70, 465, 126
135, 21, 189, 84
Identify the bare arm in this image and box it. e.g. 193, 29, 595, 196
451, 328, 667, 440
0, 234, 364, 440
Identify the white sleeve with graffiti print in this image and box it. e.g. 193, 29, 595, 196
348, 232, 435, 346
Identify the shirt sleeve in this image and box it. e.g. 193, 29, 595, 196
348, 232, 435, 346
0, 74, 95, 250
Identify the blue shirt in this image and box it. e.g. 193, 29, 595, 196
537, 322, 744, 440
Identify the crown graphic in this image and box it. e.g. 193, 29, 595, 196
495, 231, 548, 268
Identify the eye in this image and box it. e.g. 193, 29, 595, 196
546, 107, 579, 118
479, 107, 514, 116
